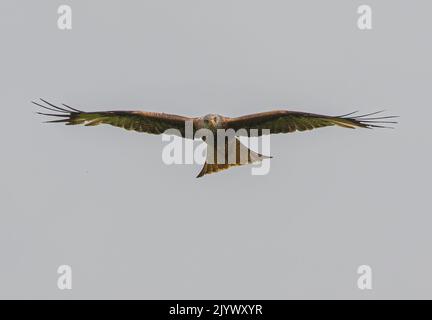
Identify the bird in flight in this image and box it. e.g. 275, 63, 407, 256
34, 98, 397, 178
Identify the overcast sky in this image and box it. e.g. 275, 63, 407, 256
0, 0, 431, 298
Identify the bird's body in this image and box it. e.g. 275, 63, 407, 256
34, 99, 397, 177
200, 114, 227, 132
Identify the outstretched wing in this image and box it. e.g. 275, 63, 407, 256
34, 99, 196, 137
224, 110, 397, 135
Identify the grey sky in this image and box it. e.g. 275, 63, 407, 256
0, 0, 430, 299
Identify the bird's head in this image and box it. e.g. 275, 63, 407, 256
203, 114, 222, 129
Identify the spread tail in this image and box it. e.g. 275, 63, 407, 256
196, 138, 271, 178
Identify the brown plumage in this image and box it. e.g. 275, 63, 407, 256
34, 99, 397, 177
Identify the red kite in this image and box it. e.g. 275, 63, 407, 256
34, 99, 397, 177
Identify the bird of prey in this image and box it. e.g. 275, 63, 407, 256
34, 98, 397, 177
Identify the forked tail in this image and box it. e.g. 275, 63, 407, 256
196, 137, 271, 178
